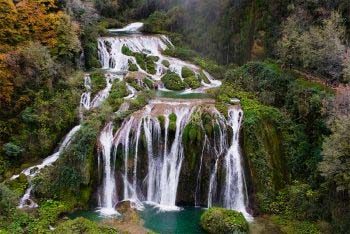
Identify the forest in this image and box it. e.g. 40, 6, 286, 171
0, 0, 349, 233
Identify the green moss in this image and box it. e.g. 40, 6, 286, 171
162, 59, 170, 67
161, 72, 186, 91
53, 217, 118, 234
134, 53, 147, 71
169, 113, 177, 132
132, 53, 157, 74
184, 76, 201, 89
4, 174, 28, 196
158, 115, 165, 128
107, 81, 128, 111
90, 71, 106, 96
125, 76, 143, 91
148, 55, 160, 62
143, 77, 154, 89
200, 207, 249, 234
199, 70, 211, 84
270, 215, 320, 234
145, 57, 157, 75
128, 60, 138, 72
129, 90, 154, 112
122, 45, 133, 56
181, 66, 195, 78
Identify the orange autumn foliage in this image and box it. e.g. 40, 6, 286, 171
0, 0, 80, 110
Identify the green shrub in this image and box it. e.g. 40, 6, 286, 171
3, 142, 23, 158
5, 174, 28, 196
199, 71, 210, 84
184, 76, 201, 89
162, 59, 170, 67
90, 71, 106, 96
122, 45, 133, 56
161, 72, 186, 91
145, 57, 157, 75
163, 47, 198, 61
134, 53, 147, 70
169, 113, 177, 132
200, 207, 249, 234
148, 56, 160, 62
181, 66, 195, 78
128, 60, 138, 71
53, 217, 118, 234
107, 81, 128, 111
143, 77, 154, 89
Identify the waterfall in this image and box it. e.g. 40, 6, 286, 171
97, 29, 221, 90
94, 23, 252, 220
97, 101, 251, 219
13, 125, 81, 208
98, 102, 194, 211
222, 109, 252, 220
98, 123, 119, 215
80, 74, 92, 119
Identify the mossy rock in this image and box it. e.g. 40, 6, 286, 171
148, 55, 160, 62
169, 113, 177, 132
128, 60, 139, 72
199, 70, 211, 84
90, 71, 106, 96
200, 207, 249, 234
181, 66, 195, 78
162, 59, 170, 67
143, 77, 154, 89
184, 76, 201, 89
145, 58, 156, 74
122, 45, 133, 56
161, 72, 186, 91
126, 79, 143, 92
53, 217, 118, 234
134, 52, 147, 70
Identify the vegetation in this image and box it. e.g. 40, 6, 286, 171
161, 72, 186, 91
1, 0, 350, 232
200, 207, 249, 234
53, 217, 118, 234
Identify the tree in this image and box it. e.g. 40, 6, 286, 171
278, 10, 349, 82
0, 0, 19, 52
319, 116, 350, 193
299, 12, 346, 81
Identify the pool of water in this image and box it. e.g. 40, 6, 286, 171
140, 205, 205, 234
68, 205, 205, 233
156, 90, 212, 99
67, 210, 104, 222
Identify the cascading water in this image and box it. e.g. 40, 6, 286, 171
12, 67, 115, 208
98, 123, 119, 215
97, 101, 251, 219
95, 22, 252, 220
97, 30, 221, 91
223, 109, 251, 220
13, 125, 81, 208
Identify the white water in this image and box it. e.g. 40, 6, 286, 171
97, 102, 251, 219
80, 74, 92, 119
91, 76, 113, 108
109, 22, 144, 33
224, 109, 252, 220
98, 123, 119, 216
95, 23, 251, 219
98, 27, 221, 94
12, 125, 81, 208
11, 125, 81, 180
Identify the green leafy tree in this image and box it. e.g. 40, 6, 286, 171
319, 116, 350, 193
